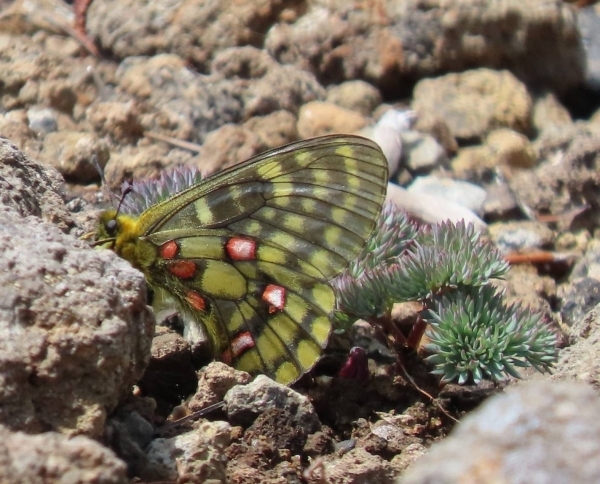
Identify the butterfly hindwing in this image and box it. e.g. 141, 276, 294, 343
101, 135, 388, 384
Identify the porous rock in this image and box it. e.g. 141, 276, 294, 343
0, 425, 127, 484
401, 381, 600, 484
224, 375, 321, 433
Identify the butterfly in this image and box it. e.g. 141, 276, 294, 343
96, 135, 388, 384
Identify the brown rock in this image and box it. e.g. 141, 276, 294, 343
326, 80, 382, 116
413, 69, 533, 141
266, 0, 582, 96
297, 101, 368, 138
39, 131, 110, 183
323, 447, 398, 484
144, 420, 231, 482
103, 143, 196, 188
86, 101, 144, 142
244, 110, 298, 149
486, 128, 537, 169
412, 112, 458, 156
189, 362, 251, 411
0, 138, 71, 231
196, 124, 265, 175
532, 91, 573, 133
0, 426, 127, 483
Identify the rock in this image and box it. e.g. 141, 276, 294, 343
143, 420, 231, 482
512, 127, 600, 230
241, 63, 326, 119
265, 0, 582, 95
303, 430, 335, 458
390, 443, 427, 473
0, 206, 154, 437
106, 408, 155, 477
367, 416, 422, 454
323, 447, 398, 484
0, 425, 127, 483
116, 54, 243, 143
560, 277, 600, 327
38, 79, 77, 114
189, 362, 252, 412
196, 124, 265, 175
87, 0, 289, 70
297, 101, 368, 139
401, 381, 600, 484
211, 46, 275, 79
243, 110, 298, 149
224, 375, 321, 432
412, 113, 458, 156
553, 303, 600, 386
375, 110, 415, 171
531, 91, 573, 133
26, 106, 58, 135
577, 5, 600, 91
406, 176, 487, 214
486, 128, 537, 169
38, 131, 110, 183
481, 183, 521, 221
0, 110, 39, 155
555, 229, 591, 256
0, 32, 92, 117
451, 145, 492, 180
401, 131, 448, 173
362, 109, 416, 176
214, 47, 326, 118
0, 139, 72, 232
499, 264, 556, 317
568, 238, 600, 281
488, 220, 555, 254
559, 239, 600, 326
326, 80, 382, 116
412, 69, 533, 141
244, 407, 312, 454
0, 143, 153, 436
85, 101, 144, 142
386, 183, 487, 232
452, 129, 536, 180
103, 144, 196, 189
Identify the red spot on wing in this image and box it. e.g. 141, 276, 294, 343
160, 240, 179, 259
168, 260, 196, 279
185, 290, 206, 311
221, 332, 255, 364
226, 237, 257, 261
231, 331, 255, 357
262, 284, 286, 313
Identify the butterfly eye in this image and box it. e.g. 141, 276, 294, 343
105, 219, 118, 236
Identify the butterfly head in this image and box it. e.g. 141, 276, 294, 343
94, 210, 140, 253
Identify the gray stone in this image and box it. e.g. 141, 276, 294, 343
401, 381, 600, 484
407, 176, 486, 214
224, 375, 321, 433
26, 107, 58, 135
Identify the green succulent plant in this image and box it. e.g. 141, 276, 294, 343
333, 203, 557, 384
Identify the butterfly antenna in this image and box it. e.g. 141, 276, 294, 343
115, 181, 133, 218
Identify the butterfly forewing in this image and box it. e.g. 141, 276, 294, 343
108, 135, 388, 384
